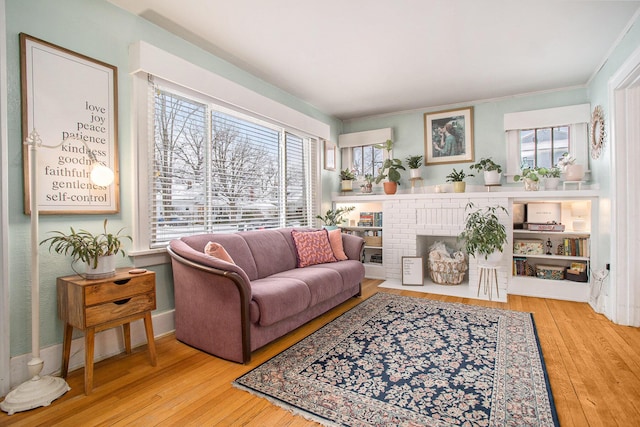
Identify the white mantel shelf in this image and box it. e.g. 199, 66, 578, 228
333, 188, 600, 203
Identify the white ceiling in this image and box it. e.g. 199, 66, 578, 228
107, 0, 640, 120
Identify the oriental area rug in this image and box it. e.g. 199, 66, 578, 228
234, 292, 559, 427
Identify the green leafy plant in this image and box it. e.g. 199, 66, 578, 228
362, 173, 374, 184
40, 219, 131, 268
513, 165, 539, 182
405, 154, 424, 169
469, 157, 502, 173
445, 168, 474, 182
374, 139, 406, 184
340, 168, 356, 180
315, 206, 355, 226
537, 166, 561, 178
458, 202, 508, 259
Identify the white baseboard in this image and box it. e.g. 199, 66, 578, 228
8, 309, 175, 389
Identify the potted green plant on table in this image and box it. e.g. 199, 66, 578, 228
513, 164, 540, 191
406, 154, 424, 179
315, 206, 355, 229
445, 168, 474, 193
340, 168, 356, 191
374, 139, 406, 195
538, 166, 561, 190
458, 202, 508, 265
40, 219, 132, 279
469, 157, 502, 186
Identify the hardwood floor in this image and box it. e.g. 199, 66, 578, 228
2, 279, 639, 426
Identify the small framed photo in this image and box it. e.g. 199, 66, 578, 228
402, 256, 424, 286
324, 140, 336, 171
424, 106, 474, 165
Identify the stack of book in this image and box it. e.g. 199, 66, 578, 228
358, 212, 382, 227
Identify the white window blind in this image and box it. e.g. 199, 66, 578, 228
148, 77, 319, 247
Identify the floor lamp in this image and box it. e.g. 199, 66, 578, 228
1, 130, 114, 415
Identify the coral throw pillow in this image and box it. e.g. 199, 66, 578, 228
204, 241, 235, 264
291, 229, 337, 268
328, 228, 348, 261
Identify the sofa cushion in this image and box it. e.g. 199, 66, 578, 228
271, 266, 344, 306
181, 233, 259, 280
327, 229, 348, 261
309, 260, 365, 291
250, 277, 311, 326
204, 241, 235, 264
291, 229, 336, 267
239, 229, 297, 279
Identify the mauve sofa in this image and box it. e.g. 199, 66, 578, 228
167, 228, 365, 363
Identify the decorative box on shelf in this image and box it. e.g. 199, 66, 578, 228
536, 264, 565, 280
364, 236, 382, 247
513, 239, 545, 255
526, 222, 566, 232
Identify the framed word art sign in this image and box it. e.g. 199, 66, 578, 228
20, 33, 119, 214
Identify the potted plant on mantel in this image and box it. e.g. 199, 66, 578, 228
538, 166, 561, 190
40, 219, 132, 279
469, 157, 502, 186
340, 168, 356, 191
458, 202, 508, 266
445, 168, 474, 193
406, 154, 424, 179
315, 206, 355, 230
374, 139, 406, 195
513, 164, 540, 191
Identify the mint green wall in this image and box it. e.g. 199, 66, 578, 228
586, 15, 640, 312
342, 89, 589, 188
4, 0, 341, 357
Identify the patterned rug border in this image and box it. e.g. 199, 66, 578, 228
234, 292, 559, 427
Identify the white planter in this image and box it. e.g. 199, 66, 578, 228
483, 170, 501, 185
341, 180, 353, 191
85, 254, 116, 279
477, 250, 503, 267
564, 164, 585, 181
410, 169, 421, 179
524, 178, 539, 191
544, 177, 561, 190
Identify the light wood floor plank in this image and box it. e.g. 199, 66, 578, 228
2, 279, 639, 426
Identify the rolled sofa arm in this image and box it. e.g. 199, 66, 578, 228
341, 233, 365, 261
167, 239, 253, 363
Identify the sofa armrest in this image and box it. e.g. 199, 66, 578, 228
341, 233, 365, 261
167, 239, 253, 363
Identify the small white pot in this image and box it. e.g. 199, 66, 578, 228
341, 180, 353, 191
410, 169, 421, 179
544, 177, 561, 190
524, 178, 539, 191
564, 164, 585, 181
85, 254, 116, 279
483, 170, 501, 185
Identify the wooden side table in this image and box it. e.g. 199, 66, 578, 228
57, 268, 157, 394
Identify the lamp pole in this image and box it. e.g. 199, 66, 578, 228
1, 130, 113, 415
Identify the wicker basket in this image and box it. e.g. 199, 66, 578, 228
428, 253, 468, 285
363, 236, 382, 247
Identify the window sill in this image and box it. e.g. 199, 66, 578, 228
129, 247, 170, 267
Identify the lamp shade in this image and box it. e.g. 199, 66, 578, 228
90, 163, 115, 186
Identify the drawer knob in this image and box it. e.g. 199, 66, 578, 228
114, 278, 131, 286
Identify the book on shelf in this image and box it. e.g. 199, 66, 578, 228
562, 237, 590, 257
357, 211, 382, 227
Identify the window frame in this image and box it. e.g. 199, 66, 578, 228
129, 43, 328, 266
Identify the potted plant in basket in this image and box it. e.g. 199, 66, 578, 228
40, 219, 132, 279
469, 157, 502, 186
513, 164, 540, 191
405, 154, 424, 179
315, 206, 355, 229
458, 202, 508, 265
340, 168, 356, 191
374, 139, 406, 195
445, 168, 474, 193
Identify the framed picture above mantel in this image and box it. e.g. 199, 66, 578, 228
20, 33, 119, 214
424, 106, 474, 165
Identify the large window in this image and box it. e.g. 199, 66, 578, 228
351, 144, 384, 178
519, 126, 570, 169
150, 85, 318, 247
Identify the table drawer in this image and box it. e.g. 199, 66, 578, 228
85, 292, 156, 327
85, 275, 155, 306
